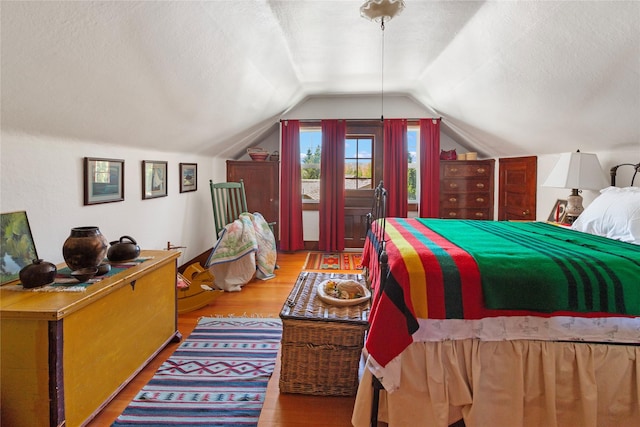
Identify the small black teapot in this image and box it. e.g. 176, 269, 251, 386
20, 259, 57, 288
107, 236, 140, 262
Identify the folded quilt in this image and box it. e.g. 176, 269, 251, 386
206, 212, 276, 291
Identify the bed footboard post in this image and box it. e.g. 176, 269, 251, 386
370, 376, 383, 426
378, 247, 388, 297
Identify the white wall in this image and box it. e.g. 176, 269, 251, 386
1, 130, 226, 266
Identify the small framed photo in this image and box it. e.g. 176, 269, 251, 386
179, 163, 197, 193
142, 160, 168, 199
547, 199, 568, 223
84, 157, 125, 205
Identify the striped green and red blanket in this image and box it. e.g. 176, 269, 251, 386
364, 219, 640, 366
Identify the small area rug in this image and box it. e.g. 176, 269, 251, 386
303, 251, 363, 271
112, 317, 282, 427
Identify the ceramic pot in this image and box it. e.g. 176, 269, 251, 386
19, 259, 57, 288
62, 226, 109, 271
107, 235, 140, 262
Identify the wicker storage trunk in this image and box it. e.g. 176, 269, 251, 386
279, 271, 370, 396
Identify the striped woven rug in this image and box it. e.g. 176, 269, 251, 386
112, 317, 282, 427
303, 251, 363, 270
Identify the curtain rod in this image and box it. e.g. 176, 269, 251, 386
279, 117, 441, 123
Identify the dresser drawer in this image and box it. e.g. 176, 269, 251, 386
441, 178, 491, 193
442, 162, 492, 178
439, 208, 492, 220
440, 192, 491, 208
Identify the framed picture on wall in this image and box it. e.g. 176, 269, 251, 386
142, 160, 168, 199
547, 199, 568, 223
0, 211, 39, 285
84, 157, 125, 205
179, 163, 197, 193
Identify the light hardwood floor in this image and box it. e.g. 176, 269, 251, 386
88, 251, 359, 427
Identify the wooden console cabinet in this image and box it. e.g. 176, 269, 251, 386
1, 250, 180, 427
440, 159, 495, 220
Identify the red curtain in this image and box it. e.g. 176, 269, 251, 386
383, 119, 408, 217
319, 120, 346, 251
279, 120, 304, 251
419, 118, 441, 218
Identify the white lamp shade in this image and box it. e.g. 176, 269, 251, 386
543, 151, 608, 190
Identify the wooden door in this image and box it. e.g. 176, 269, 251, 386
498, 156, 537, 221
227, 161, 279, 239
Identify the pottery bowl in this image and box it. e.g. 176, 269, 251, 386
249, 151, 269, 161
96, 263, 111, 276
70, 267, 98, 283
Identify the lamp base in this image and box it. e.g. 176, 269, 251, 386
566, 190, 584, 218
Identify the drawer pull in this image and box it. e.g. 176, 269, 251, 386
476, 197, 485, 203
476, 183, 485, 189
450, 167, 458, 173
448, 212, 458, 217
130, 280, 137, 291
475, 212, 485, 218
449, 197, 457, 203
449, 183, 458, 189
476, 168, 486, 173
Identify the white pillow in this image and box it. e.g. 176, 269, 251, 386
571, 186, 640, 244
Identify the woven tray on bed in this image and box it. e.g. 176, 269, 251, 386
279, 271, 370, 396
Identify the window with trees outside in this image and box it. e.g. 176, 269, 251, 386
408, 126, 418, 202
300, 125, 419, 204
345, 136, 372, 191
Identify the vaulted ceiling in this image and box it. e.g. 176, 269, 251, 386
2, 1, 639, 157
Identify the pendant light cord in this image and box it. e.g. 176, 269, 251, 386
380, 17, 385, 122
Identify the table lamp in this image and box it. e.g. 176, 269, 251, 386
543, 150, 608, 220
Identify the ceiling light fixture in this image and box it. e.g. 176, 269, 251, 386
361, 0, 405, 121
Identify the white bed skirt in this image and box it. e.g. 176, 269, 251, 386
352, 339, 640, 427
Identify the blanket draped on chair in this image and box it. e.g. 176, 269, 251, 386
206, 212, 277, 291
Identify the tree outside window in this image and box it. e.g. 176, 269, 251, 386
345, 137, 372, 190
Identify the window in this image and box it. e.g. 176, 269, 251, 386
300, 128, 321, 202
298, 121, 419, 204
408, 126, 419, 202
345, 136, 373, 190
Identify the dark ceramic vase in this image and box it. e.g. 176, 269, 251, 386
62, 226, 109, 271
19, 259, 57, 288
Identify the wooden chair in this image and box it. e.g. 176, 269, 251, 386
209, 180, 248, 237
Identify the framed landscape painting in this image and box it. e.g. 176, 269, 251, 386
1, 211, 38, 285
142, 160, 168, 199
84, 157, 125, 205
179, 163, 197, 193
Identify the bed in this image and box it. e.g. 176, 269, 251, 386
352, 165, 640, 427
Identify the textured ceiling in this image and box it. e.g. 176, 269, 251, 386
1, 1, 639, 157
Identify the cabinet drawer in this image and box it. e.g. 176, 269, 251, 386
442, 163, 492, 178
441, 178, 491, 193
440, 208, 492, 220
440, 192, 491, 208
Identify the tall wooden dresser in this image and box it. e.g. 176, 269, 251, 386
439, 159, 495, 220
227, 160, 279, 238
